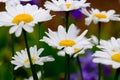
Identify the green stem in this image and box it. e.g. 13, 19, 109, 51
66, 54, 70, 80
38, 22, 42, 45
11, 34, 16, 80
65, 11, 70, 32
97, 22, 101, 80
65, 54, 67, 80
76, 56, 84, 80
98, 64, 101, 80
23, 30, 38, 80
38, 22, 44, 80
41, 66, 44, 80
98, 22, 101, 45
11, 34, 15, 56
114, 68, 120, 80
65, 11, 70, 80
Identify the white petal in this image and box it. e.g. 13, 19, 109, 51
37, 48, 44, 55
93, 58, 113, 65
75, 30, 88, 42
9, 26, 18, 34
57, 51, 65, 56
40, 56, 55, 62
23, 25, 34, 33
67, 24, 79, 39
58, 25, 66, 40
85, 17, 92, 25
15, 26, 22, 37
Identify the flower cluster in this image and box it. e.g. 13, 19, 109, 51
40, 24, 92, 57
44, 0, 90, 11
11, 45, 54, 70
0, 4, 53, 37
93, 37, 120, 69
81, 8, 120, 25
0, 0, 120, 80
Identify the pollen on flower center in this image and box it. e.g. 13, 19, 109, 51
74, 48, 80, 53
66, 3, 71, 9
93, 13, 107, 19
59, 40, 76, 47
25, 57, 36, 63
112, 49, 116, 52
111, 53, 120, 62
12, 14, 33, 24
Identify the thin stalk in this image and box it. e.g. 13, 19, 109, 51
97, 22, 101, 80
11, 34, 16, 80
65, 54, 67, 80
23, 30, 38, 80
114, 68, 120, 80
98, 64, 101, 80
38, 22, 44, 80
65, 11, 70, 80
38, 22, 42, 46
65, 11, 70, 32
66, 54, 70, 80
76, 56, 84, 80
41, 66, 44, 80
11, 34, 15, 56
98, 22, 101, 45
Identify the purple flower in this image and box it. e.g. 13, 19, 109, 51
80, 50, 98, 80
71, 50, 111, 80
70, 9, 83, 20
20, 0, 39, 5
70, 73, 77, 80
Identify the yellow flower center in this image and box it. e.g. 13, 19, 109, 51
25, 57, 36, 63
12, 14, 33, 24
93, 13, 107, 19
111, 53, 120, 62
66, 3, 71, 9
74, 48, 80, 53
59, 40, 76, 47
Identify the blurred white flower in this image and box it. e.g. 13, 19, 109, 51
11, 45, 55, 70
93, 37, 120, 69
0, 4, 53, 37
81, 8, 120, 25
24, 71, 41, 80
40, 24, 92, 57
44, 0, 90, 11
0, 0, 31, 7
90, 35, 98, 45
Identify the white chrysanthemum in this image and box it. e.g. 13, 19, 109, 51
40, 24, 92, 57
0, 0, 31, 7
81, 8, 120, 25
11, 45, 55, 70
44, 0, 90, 11
24, 71, 41, 80
0, 4, 53, 37
93, 37, 120, 69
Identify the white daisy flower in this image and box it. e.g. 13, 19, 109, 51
44, 0, 90, 11
0, 4, 53, 37
24, 71, 41, 80
81, 8, 120, 25
11, 45, 55, 70
92, 37, 120, 69
0, 0, 31, 7
0, 0, 20, 7
40, 24, 92, 57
